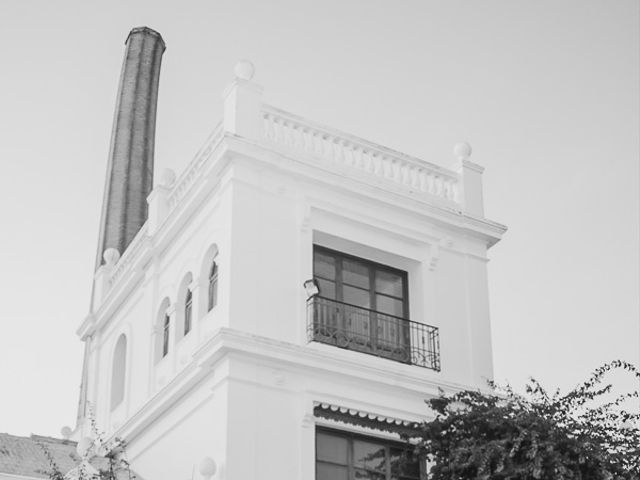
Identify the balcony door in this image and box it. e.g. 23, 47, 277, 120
312, 246, 410, 361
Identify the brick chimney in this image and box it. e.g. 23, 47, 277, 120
94, 26, 165, 269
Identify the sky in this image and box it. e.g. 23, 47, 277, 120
0, 0, 637, 437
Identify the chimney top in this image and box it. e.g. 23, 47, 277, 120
126, 26, 166, 52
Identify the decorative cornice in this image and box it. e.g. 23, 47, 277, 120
223, 136, 506, 247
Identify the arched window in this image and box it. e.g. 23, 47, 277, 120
110, 334, 127, 410
162, 313, 170, 357
208, 262, 218, 311
184, 289, 193, 335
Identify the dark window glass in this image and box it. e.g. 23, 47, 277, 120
184, 289, 193, 335
343, 260, 370, 289
375, 270, 404, 297
314, 252, 336, 280
354, 469, 384, 480
313, 247, 407, 317
316, 278, 336, 299
375, 295, 404, 317
353, 440, 386, 472
311, 247, 412, 363
343, 285, 371, 309
162, 314, 170, 357
316, 429, 420, 480
208, 262, 218, 311
317, 432, 348, 464
317, 463, 349, 480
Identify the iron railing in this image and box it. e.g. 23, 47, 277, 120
306, 296, 440, 371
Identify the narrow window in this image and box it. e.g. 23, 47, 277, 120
110, 335, 127, 410
184, 289, 193, 335
162, 313, 170, 357
208, 262, 218, 311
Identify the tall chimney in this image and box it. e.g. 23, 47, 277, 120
95, 26, 165, 269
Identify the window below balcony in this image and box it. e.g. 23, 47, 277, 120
308, 246, 440, 371
316, 428, 421, 480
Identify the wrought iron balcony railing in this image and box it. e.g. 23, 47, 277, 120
306, 296, 440, 371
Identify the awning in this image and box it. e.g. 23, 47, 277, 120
313, 402, 422, 436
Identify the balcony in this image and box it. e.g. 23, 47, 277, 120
306, 296, 440, 371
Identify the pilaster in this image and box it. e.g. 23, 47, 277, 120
147, 169, 176, 236
452, 142, 485, 217
222, 61, 264, 140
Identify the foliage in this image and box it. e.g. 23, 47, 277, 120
38, 406, 134, 480
36, 440, 65, 480
407, 361, 640, 480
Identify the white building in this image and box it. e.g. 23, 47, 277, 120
74, 27, 506, 480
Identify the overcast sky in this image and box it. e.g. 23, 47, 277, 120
0, 0, 637, 437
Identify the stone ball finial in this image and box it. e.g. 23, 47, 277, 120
60, 426, 72, 439
76, 436, 94, 458
453, 142, 472, 161
234, 60, 255, 81
199, 456, 217, 478
160, 168, 176, 187
103, 248, 121, 267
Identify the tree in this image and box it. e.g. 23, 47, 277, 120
407, 361, 640, 480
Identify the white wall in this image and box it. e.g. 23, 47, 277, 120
79, 97, 503, 478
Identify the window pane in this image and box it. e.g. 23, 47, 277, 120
376, 294, 404, 317
314, 252, 336, 280
317, 463, 348, 480
184, 303, 192, 335
343, 285, 370, 309
317, 432, 348, 464
353, 440, 386, 472
343, 259, 370, 289
208, 263, 218, 312
354, 468, 385, 480
316, 278, 336, 299
375, 270, 404, 297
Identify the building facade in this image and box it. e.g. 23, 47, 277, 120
74, 27, 506, 480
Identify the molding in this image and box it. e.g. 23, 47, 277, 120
109, 326, 477, 447
106, 327, 476, 441
223, 136, 506, 246
461, 159, 485, 174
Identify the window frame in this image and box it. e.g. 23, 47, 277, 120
162, 313, 170, 358
208, 261, 218, 312
313, 246, 410, 320
315, 427, 421, 480
184, 288, 193, 335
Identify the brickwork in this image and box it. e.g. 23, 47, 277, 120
95, 27, 165, 269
